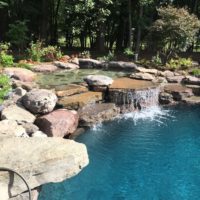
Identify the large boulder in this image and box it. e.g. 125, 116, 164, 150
3, 68, 36, 82
79, 58, 101, 68
55, 84, 88, 97
79, 103, 120, 127
22, 89, 58, 114
102, 61, 137, 70
58, 91, 103, 110
32, 63, 58, 72
84, 75, 113, 86
35, 109, 79, 137
54, 61, 79, 69
182, 75, 200, 85
1, 105, 35, 123
0, 137, 89, 198
0, 120, 27, 137
130, 72, 155, 81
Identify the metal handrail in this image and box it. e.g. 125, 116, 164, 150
0, 167, 32, 200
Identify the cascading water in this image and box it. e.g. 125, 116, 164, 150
109, 87, 160, 113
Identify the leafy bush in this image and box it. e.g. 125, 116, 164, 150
0, 75, 11, 103
28, 41, 43, 62
98, 51, 115, 61
15, 63, 32, 70
42, 45, 62, 61
124, 48, 134, 57
152, 53, 162, 66
0, 42, 14, 67
191, 68, 200, 77
28, 41, 63, 62
149, 6, 200, 62
166, 58, 192, 70
80, 50, 91, 58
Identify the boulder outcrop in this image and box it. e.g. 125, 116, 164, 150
32, 64, 58, 72
0, 137, 89, 199
79, 58, 101, 68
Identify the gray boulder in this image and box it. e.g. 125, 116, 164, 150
102, 61, 137, 70
79, 58, 101, 68
84, 75, 113, 86
22, 89, 58, 114
54, 61, 79, 69
182, 76, 200, 85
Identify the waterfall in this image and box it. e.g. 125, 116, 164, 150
109, 87, 160, 113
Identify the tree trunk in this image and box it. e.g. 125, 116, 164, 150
135, 5, 143, 60
127, 0, 132, 49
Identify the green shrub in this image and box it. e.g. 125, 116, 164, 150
166, 58, 192, 70
0, 42, 14, 67
0, 75, 11, 103
152, 53, 162, 66
123, 48, 134, 57
28, 41, 63, 62
42, 45, 62, 61
15, 63, 32, 70
98, 51, 115, 61
28, 41, 43, 62
80, 50, 91, 58
191, 68, 200, 76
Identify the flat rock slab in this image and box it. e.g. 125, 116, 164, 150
135, 67, 158, 75
78, 103, 120, 127
58, 91, 103, 110
0, 137, 89, 198
55, 84, 88, 97
186, 85, 200, 96
1, 105, 36, 123
182, 76, 200, 85
164, 84, 193, 101
109, 77, 157, 91
183, 96, 200, 104
32, 63, 58, 72
130, 72, 155, 81
4, 68, 36, 82
166, 76, 184, 83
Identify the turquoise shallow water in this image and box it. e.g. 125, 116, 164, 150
39, 105, 200, 200
37, 69, 128, 89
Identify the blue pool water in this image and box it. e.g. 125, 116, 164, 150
39, 105, 200, 200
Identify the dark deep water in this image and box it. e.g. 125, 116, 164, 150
39, 105, 200, 200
